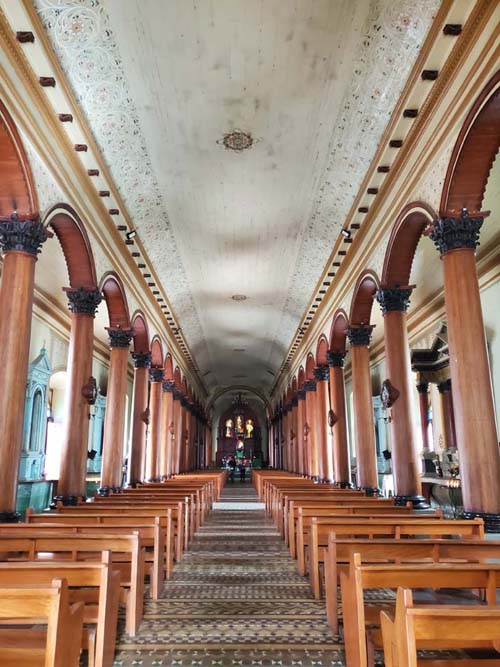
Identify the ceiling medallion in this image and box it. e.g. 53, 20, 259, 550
231, 294, 248, 301
218, 130, 255, 152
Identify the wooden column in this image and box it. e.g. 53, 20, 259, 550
290, 396, 299, 473
56, 288, 102, 504
416, 382, 430, 450
314, 366, 334, 483
0, 216, 49, 521
205, 421, 212, 468
159, 380, 175, 479
172, 390, 183, 475
145, 367, 163, 481
99, 328, 132, 494
304, 380, 318, 479
377, 288, 426, 508
437, 379, 457, 450
296, 390, 306, 475
127, 352, 151, 486
347, 326, 379, 494
282, 407, 289, 471
327, 351, 351, 487
268, 418, 275, 468
429, 211, 500, 530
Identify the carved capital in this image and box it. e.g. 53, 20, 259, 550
438, 378, 452, 394
428, 209, 484, 256
347, 325, 374, 347
149, 367, 164, 383
376, 287, 413, 315
291, 396, 299, 408
381, 379, 400, 409
108, 328, 133, 348
0, 214, 50, 256
131, 351, 151, 369
162, 379, 176, 393
313, 365, 330, 382
327, 350, 346, 368
304, 379, 317, 392
416, 382, 429, 395
173, 388, 183, 401
296, 389, 306, 401
66, 287, 102, 316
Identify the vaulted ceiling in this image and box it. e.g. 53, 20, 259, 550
34, 0, 439, 395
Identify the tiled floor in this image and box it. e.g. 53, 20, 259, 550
112, 480, 346, 666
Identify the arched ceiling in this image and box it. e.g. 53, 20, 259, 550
34, 0, 439, 394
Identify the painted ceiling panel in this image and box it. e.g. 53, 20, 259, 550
34, 0, 440, 393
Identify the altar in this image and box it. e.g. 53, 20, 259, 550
216, 393, 262, 467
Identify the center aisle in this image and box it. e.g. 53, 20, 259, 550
113, 480, 345, 666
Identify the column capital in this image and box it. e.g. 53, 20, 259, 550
173, 388, 183, 401
297, 389, 306, 401
304, 379, 317, 392
131, 351, 151, 368
376, 287, 413, 314
327, 350, 346, 367
438, 378, 452, 394
313, 365, 329, 382
416, 382, 429, 394
0, 214, 50, 256
347, 325, 374, 347
66, 287, 102, 316
149, 367, 164, 383
107, 328, 133, 348
162, 379, 176, 393
428, 209, 484, 256
291, 396, 299, 408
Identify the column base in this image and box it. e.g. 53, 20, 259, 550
97, 486, 122, 496
50, 495, 81, 509
0, 511, 21, 523
362, 486, 381, 497
335, 481, 353, 489
126, 480, 141, 488
394, 494, 430, 510
463, 510, 500, 533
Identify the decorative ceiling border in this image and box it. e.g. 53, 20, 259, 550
271, 0, 499, 399
0, 1, 206, 396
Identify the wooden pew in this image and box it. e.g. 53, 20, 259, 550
88, 495, 194, 546
56, 501, 186, 559
0, 553, 119, 667
297, 514, 477, 577
0, 578, 84, 667
324, 536, 500, 633
0, 533, 144, 636
381, 587, 500, 667
25, 509, 173, 596
287, 501, 420, 556
341, 554, 500, 667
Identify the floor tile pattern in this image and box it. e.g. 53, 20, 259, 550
112, 481, 346, 666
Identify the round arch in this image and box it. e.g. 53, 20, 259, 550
173, 367, 182, 387
164, 353, 174, 380
441, 70, 500, 215
291, 376, 298, 393
43, 204, 97, 290
99, 271, 131, 329
131, 311, 150, 354
329, 308, 349, 352
381, 201, 437, 288
305, 352, 315, 380
349, 270, 380, 325
316, 335, 329, 366
150, 336, 163, 367
298, 366, 305, 389
0, 99, 38, 217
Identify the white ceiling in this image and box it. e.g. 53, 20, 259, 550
35, 0, 440, 394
